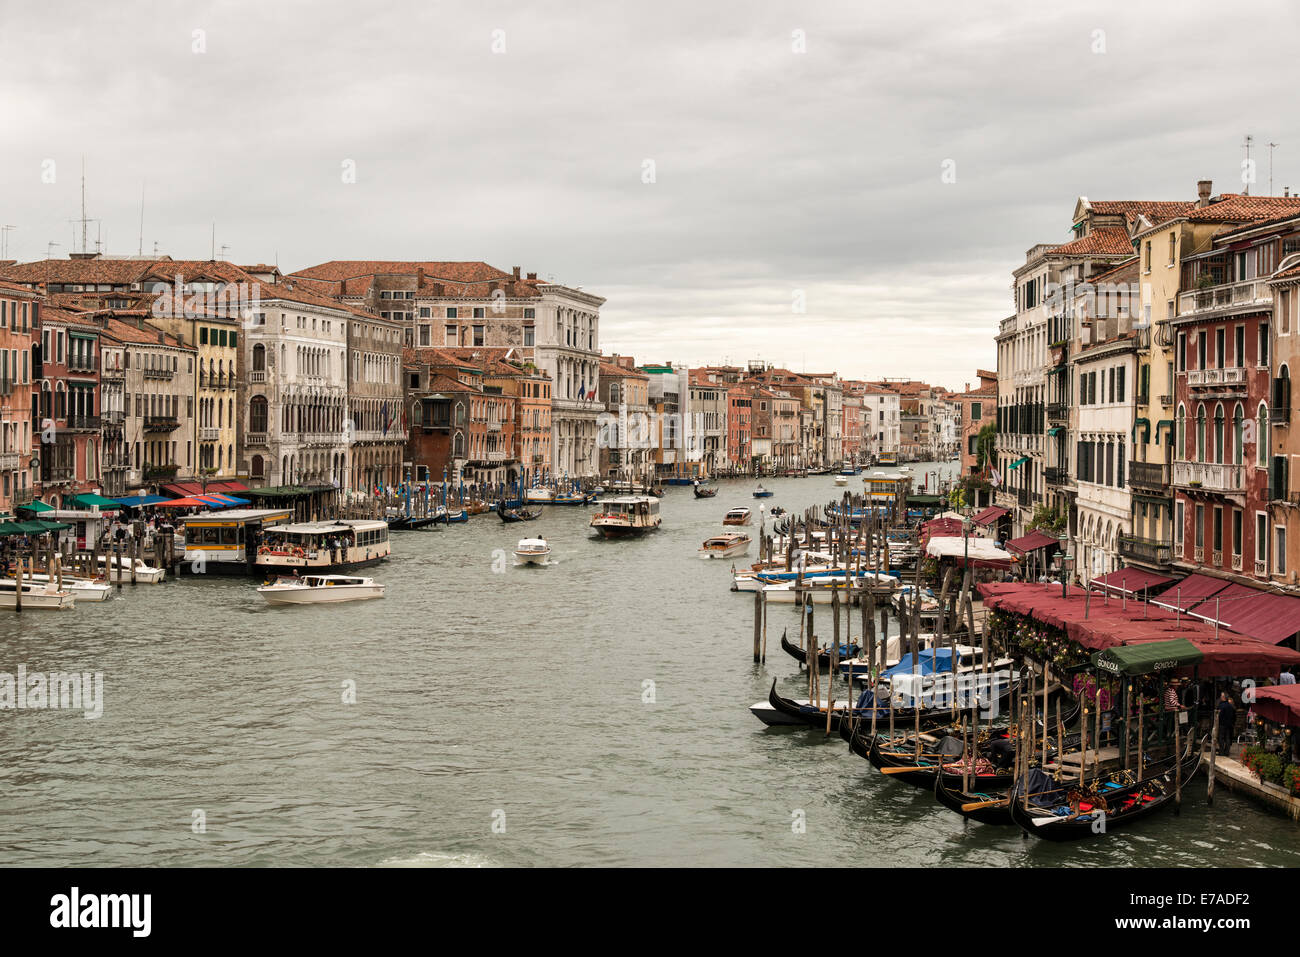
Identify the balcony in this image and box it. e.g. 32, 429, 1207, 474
0, 452, 19, 470
65, 414, 100, 431
249, 370, 267, 383
1158, 394, 1173, 407
200, 427, 220, 442
144, 416, 180, 433
1273, 405, 1291, 425
42, 466, 74, 483
1016, 487, 1032, 507
12, 488, 33, 505
1044, 466, 1070, 485
1231, 553, 1243, 572
246, 432, 268, 447
1178, 279, 1273, 318
1047, 403, 1069, 423
143, 368, 174, 380
100, 367, 125, 381
1186, 367, 1247, 389
104, 455, 130, 471
486, 451, 506, 462
1194, 545, 1204, 562
103, 409, 126, 425
1119, 536, 1172, 567
1256, 558, 1268, 576
66, 358, 97, 374
1128, 460, 1170, 490
1173, 460, 1246, 494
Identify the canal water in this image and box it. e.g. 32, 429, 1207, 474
1, 462, 1296, 867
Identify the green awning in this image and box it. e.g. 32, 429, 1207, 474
0, 521, 26, 536
1132, 417, 1151, 442
1046, 427, 1063, 436
1093, 638, 1204, 677
14, 520, 56, 534
36, 520, 70, 532
17, 500, 53, 513
67, 493, 122, 510
1154, 419, 1174, 445
1008, 456, 1030, 471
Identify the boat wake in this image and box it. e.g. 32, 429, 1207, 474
375, 850, 499, 868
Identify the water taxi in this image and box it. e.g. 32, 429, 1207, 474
552, 490, 592, 506
523, 487, 555, 503
0, 578, 76, 610
94, 554, 167, 583
834, 474, 849, 486
514, 538, 551, 565
7, 571, 111, 602
722, 506, 752, 526
257, 574, 385, 605
256, 520, 391, 572
698, 533, 751, 559
752, 485, 774, 498
590, 496, 661, 538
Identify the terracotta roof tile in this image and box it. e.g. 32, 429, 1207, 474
1051, 227, 1135, 257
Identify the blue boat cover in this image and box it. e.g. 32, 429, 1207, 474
884, 648, 956, 678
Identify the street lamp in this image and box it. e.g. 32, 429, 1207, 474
1055, 544, 1074, 599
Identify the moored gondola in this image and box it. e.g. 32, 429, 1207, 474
779, 629, 860, 668
1008, 735, 1206, 842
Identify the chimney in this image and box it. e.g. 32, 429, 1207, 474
417, 267, 425, 286
526, 272, 537, 280
433, 282, 444, 296
1197, 179, 1213, 208
512, 266, 521, 280
157, 331, 165, 344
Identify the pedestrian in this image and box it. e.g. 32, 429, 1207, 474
1216, 692, 1236, 754
1280, 668, 1296, 686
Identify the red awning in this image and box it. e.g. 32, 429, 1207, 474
1186, 583, 1300, 645
1151, 573, 1231, 612
209, 480, 249, 493
1253, 685, 1300, 727
155, 497, 207, 507
921, 517, 964, 538
972, 505, 1009, 527
1005, 530, 1060, 554
977, 582, 1300, 676
162, 482, 203, 496
1091, 567, 1175, 596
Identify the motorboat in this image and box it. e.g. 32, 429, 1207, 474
0, 578, 76, 610
8, 572, 111, 602
698, 533, 751, 559
523, 487, 555, 503
257, 574, 385, 604
514, 538, 551, 565
722, 507, 752, 526
834, 475, 849, 486
590, 496, 662, 538
94, 554, 166, 583
752, 485, 774, 498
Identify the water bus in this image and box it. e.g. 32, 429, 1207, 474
255, 520, 391, 573
590, 496, 661, 538
178, 508, 295, 575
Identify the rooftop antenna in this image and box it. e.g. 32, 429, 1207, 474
1243, 134, 1254, 195
1, 225, 16, 260
219, 244, 231, 261
95, 222, 102, 254
1268, 142, 1280, 195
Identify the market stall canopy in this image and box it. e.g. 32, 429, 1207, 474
1253, 685, 1300, 727
66, 493, 121, 510
925, 536, 1012, 569
972, 505, 1009, 527
1185, 582, 1300, 645
114, 495, 170, 507
1091, 567, 1175, 596
920, 517, 964, 539
1151, 573, 1230, 612
1094, 638, 1203, 677
155, 497, 208, 508
16, 500, 54, 513
1006, 530, 1060, 554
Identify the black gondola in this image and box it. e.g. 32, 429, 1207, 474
693, 486, 718, 499
499, 506, 541, 523
769, 680, 962, 735
1008, 735, 1207, 842
779, 629, 860, 668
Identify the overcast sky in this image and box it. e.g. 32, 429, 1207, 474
2, 1, 1297, 390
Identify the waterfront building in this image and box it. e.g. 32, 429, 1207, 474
641, 363, 698, 480
36, 305, 102, 505
840, 393, 863, 466
345, 310, 406, 491
0, 281, 38, 511
1267, 217, 1300, 581
290, 261, 605, 477
689, 374, 728, 476
956, 371, 997, 477
597, 357, 648, 481
728, 385, 753, 472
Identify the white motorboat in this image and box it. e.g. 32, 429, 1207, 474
514, 538, 551, 565
834, 475, 849, 487
698, 533, 751, 559
9, 572, 111, 602
95, 554, 166, 583
257, 574, 385, 604
0, 578, 76, 610
523, 487, 555, 503
722, 506, 752, 527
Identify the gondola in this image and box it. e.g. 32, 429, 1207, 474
768, 680, 957, 734
779, 629, 860, 668
693, 485, 718, 499
1008, 735, 1207, 842
499, 506, 541, 523
440, 508, 469, 524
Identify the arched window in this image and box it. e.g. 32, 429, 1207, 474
250, 395, 268, 433
1196, 406, 1207, 463
252, 344, 265, 372
410, 402, 422, 428
251, 454, 264, 478
1258, 403, 1270, 467
1213, 403, 1225, 464
453, 431, 464, 458
1233, 403, 1245, 465
1176, 403, 1186, 459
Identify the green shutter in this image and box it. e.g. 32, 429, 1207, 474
199, 327, 208, 345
